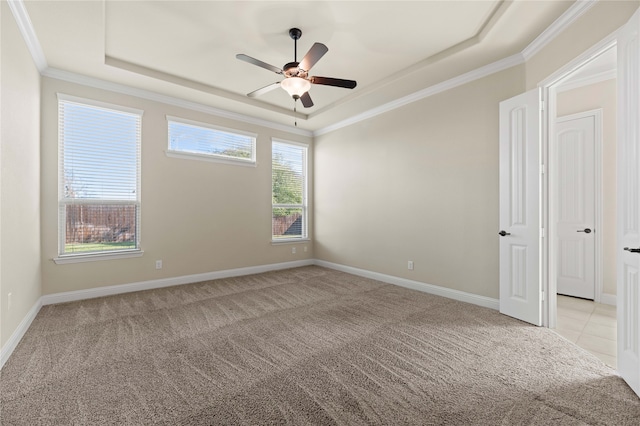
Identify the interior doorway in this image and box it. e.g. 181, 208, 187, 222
540, 40, 618, 330
546, 46, 618, 369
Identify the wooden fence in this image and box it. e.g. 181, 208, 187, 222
65, 205, 136, 243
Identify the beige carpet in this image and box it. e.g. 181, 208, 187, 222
1, 266, 639, 425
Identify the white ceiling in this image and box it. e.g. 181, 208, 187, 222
22, 0, 576, 131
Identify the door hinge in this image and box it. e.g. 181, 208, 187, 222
540, 228, 546, 238
541, 291, 545, 302
541, 164, 546, 174
540, 100, 546, 111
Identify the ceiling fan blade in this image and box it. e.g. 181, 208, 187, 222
310, 76, 357, 89
236, 54, 283, 74
300, 92, 314, 108
299, 43, 328, 71
247, 82, 281, 97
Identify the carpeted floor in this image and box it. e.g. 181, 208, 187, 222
1, 266, 639, 425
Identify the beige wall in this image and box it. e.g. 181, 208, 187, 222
314, 2, 637, 302
314, 65, 525, 299
1, 2, 42, 349
557, 78, 617, 296
40, 78, 313, 295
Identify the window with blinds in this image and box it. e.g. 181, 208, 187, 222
272, 140, 308, 240
167, 116, 256, 165
58, 94, 142, 257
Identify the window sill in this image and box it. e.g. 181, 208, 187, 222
271, 238, 311, 245
53, 249, 144, 264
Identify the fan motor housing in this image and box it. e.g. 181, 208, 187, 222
283, 62, 308, 78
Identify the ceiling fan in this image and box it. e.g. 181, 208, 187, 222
236, 28, 357, 108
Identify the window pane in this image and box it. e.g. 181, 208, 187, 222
168, 119, 254, 161
272, 141, 307, 240
272, 208, 303, 239
59, 96, 141, 256
272, 143, 304, 204
64, 204, 137, 254
61, 102, 139, 201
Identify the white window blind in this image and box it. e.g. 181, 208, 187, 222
272, 140, 307, 240
167, 116, 256, 164
58, 95, 142, 256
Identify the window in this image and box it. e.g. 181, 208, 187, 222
167, 116, 256, 165
58, 94, 142, 259
272, 140, 308, 240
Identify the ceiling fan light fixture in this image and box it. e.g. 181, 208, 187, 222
280, 76, 311, 98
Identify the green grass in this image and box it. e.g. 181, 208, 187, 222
65, 241, 136, 253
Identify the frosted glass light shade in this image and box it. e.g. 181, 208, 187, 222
280, 77, 311, 97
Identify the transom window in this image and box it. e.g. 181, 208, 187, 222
167, 116, 256, 165
58, 94, 142, 258
272, 140, 308, 240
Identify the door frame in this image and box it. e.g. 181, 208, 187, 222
552, 109, 603, 303
539, 33, 618, 328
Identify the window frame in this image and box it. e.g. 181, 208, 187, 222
166, 116, 257, 166
271, 138, 309, 242
55, 94, 143, 264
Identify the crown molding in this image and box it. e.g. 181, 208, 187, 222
314, 52, 525, 137
42, 67, 313, 137
6, 0, 47, 71
522, 0, 599, 60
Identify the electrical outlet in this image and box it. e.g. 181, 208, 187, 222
408, 261, 414, 270
292, 247, 296, 254
303, 246, 308, 252
7, 292, 12, 311
155, 260, 163, 270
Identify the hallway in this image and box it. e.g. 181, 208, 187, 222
555, 295, 617, 368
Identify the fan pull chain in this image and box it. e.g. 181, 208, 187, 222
294, 98, 298, 127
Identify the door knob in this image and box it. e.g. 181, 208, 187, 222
498, 230, 511, 237
577, 228, 592, 233
624, 247, 640, 253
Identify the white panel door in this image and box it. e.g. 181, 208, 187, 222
556, 115, 596, 299
617, 8, 640, 398
499, 88, 542, 326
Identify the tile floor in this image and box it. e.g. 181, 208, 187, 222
554, 295, 617, 369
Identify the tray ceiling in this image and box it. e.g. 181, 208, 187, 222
22, 1, 575, 131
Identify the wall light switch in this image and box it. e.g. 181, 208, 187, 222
408, 261, 414, 270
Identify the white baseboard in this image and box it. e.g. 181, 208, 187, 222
0, 298, 42, 369
41, 259, 314, 305
314, 260, 500, 310
600, 292, 617, 307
